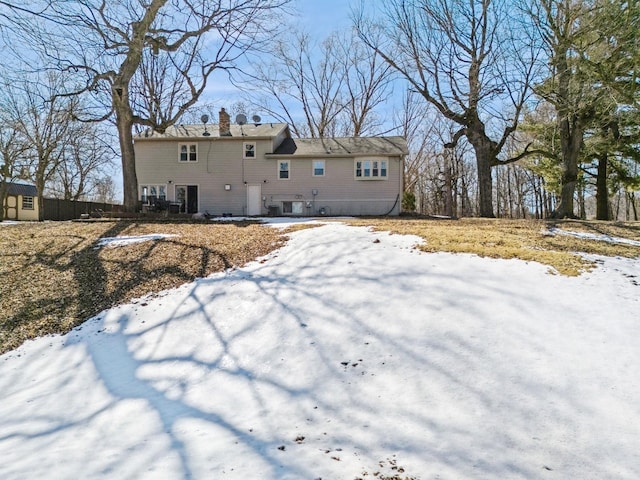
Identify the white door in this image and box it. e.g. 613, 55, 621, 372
246, 184, 262, 216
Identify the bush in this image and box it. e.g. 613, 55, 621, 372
402, 191, 416, 212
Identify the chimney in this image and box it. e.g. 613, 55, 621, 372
219, 108, 231, 136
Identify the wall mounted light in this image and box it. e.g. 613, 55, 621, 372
167, 180, 173, 184
225, 184, 231, 191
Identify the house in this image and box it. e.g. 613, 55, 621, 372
133, 108, 408, 216
1, 182, 38, 221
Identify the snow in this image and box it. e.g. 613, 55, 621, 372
546, 227, 640, 247
1, 220, 640, 479
95, 233, 179, 249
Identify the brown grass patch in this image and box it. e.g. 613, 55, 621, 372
346, 217, 640, 276
0, 220, 285, 354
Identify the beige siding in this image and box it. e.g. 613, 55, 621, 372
19, 196, 39, 221
135, 137, 403, 216
257, 156, 403, 216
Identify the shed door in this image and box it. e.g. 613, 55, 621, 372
6, 196, 18, 220
246, 185, 262, 216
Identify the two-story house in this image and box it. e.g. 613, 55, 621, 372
134, 108, 408, 216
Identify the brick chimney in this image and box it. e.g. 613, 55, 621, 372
219, 108, 231, 136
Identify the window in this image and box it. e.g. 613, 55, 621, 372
355, 159, 388, 179
141, 185, 167, 204
313, 160, 325, 177
282, 201, 304, 214
278, 160, 290, 179
244, 142, 256, 159
179, 143, 198, 162
22, 196, 34, 210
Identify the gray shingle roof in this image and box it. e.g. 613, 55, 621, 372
135, 123, 289, 140
270, 136, 408, 157
5, 182, 37, 196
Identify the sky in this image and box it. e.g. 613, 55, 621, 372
295, 0, 354, 34
1, 218, 639, 479
204, 0, 359, 113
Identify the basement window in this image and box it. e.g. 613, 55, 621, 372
282, 201, 304, 215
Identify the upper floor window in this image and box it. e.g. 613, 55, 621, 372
355, 159, 388, 179
179, 143, 198, 162
22, 196, 34, 210
313, 160, 325, 177
278, 160, 290, 179
244, 142, 256, 159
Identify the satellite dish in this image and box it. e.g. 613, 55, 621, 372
235, 114, 247, 125
201, 114, 210, 136
252, 114, 262, 125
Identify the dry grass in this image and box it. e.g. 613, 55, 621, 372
347, 217, 640, 276
2, 217, 640, 355
0, 219, 285, 354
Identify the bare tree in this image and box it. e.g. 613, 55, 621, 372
92, 175, 118, 204
1, 73, 77, 220
47, 123, 116, 201
0, 121, 27, 221
335, 29, 395, 136
246, 28, 394, 138
4, 0, 292, 211
356, 0, 539, 217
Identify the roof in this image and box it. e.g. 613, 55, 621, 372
270, 136, 409, 157
134, 123, 289, 140
5, 182, 37, 196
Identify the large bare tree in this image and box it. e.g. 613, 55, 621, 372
356, 0, 539, 217
4, 0, 291, 211
246, 29, 394, 138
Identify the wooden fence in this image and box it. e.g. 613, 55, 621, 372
43, 198, 121, 221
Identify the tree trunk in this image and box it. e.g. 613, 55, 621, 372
596, 153, 609, 220
114, 86, 139, 213
553, 115, 582, 218
35, 177, 46, 221
630, 192, 638, 221
444, 159, 453, 218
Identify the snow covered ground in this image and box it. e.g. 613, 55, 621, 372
1, 220, 639, 479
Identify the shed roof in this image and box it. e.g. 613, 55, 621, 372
269, 136, 408, 158
5, 182, 37, 196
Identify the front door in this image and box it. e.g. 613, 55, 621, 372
246, 184, 262, 216
175, 185, 199, 213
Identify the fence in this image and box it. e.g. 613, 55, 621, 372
43, 198, 121, 221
